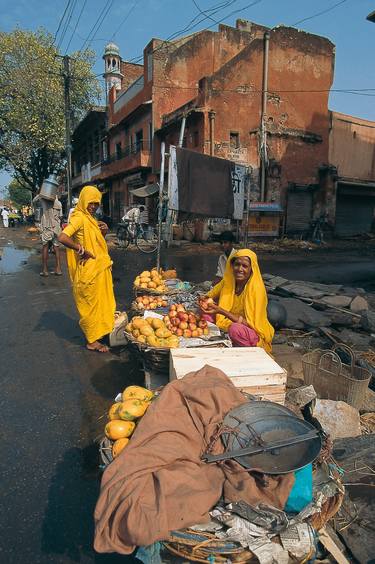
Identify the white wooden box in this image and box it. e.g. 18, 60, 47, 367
170, 347, 287, 404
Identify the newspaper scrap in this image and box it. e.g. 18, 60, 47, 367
247, 536, 289, 564
280, 523, 314, 559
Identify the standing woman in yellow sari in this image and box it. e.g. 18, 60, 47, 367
200, 249, 274, 353
58, 185, 116, 353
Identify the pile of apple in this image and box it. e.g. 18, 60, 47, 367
163, 304, 209, 339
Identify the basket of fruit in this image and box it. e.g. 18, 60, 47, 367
99, 385, 154, 467
131, 295, 169, 313
133, 269, 169, 295
165, 303, 209, 339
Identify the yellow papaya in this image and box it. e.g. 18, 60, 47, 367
105, 420, 135, 440
123, 385, 154, 402
118, 399, 149, 420
112, 438, 129, 458
108, 402, 122, 420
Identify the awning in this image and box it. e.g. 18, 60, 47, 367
129, 183, 159, 197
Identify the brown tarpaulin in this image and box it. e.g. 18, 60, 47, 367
176, 148, 234, 217
94, 367, 294, 554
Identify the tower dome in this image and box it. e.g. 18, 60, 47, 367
103, 42, 120, 58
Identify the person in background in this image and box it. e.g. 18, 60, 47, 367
33, 195, 63, 276
200, 249, 274, 352
1, 207, 9, 228
213, 230, 236, 285
122, 205, 140, 224
139, 205, 149, 230
58, 185, 116, 353
68, 197, 79, 222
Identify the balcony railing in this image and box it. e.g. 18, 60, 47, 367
104, 140, 152, 164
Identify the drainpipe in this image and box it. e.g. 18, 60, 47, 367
178, 115, 187, 148
260, 31, 270, 202
208, 110, 216, 156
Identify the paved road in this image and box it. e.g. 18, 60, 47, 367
1, 227, 375, 563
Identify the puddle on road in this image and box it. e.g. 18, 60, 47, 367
0, 245, 35, 274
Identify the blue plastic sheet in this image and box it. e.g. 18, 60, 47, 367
285, 463, 313, 514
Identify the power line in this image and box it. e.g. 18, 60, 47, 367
57, 0, 78, 50
53, 0, 73, 43
191, 0, 220, 24
292, 0, 349, 27
111, 1, 139, 40
129, 0, 256, 63
80, 0, 114, 52
65, 0, 88, 53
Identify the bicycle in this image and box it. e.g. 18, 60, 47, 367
116, 220, 158, 253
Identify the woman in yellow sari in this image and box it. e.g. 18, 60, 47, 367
58, 185, 116, 353
200, 249, 274, 353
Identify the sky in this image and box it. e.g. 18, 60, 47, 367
1, 0, 375, 193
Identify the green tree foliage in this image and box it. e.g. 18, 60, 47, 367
6, 179, 32, 207
0, 28, 101, 195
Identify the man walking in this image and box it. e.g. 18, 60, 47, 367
1, 207, 9, 228
36, 196, 63, 277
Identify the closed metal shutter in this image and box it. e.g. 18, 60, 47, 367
335, 191, 375, 236
286, 189, 313, 234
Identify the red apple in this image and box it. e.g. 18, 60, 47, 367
191, 330, 199, 338
169, 310, 177, 318
170, 304, 177, 311
179, 321, 188, 330
183, 329, 192, 338
171, 317, 180, 327
176, 328, 183, 336
189, 323, 197, 331
196, 328, 203, 337
176, 305, 185, 313
188, 314, 197, 323
178, 312, 189, 322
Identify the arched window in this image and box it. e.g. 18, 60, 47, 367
112, 58, 116, 68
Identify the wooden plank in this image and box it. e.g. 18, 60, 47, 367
170, 347, 286, 382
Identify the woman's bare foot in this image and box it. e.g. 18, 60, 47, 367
86, 341, 109, 353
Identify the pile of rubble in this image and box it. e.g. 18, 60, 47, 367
264, 273, 375, 351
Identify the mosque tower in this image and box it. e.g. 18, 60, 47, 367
103, 42, 123, 96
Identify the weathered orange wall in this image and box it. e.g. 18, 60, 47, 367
329, 111, 375, 181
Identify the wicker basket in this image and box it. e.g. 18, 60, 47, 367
163, 491, 344, 563
302, 345, 371, 409
125, 331, 171, 373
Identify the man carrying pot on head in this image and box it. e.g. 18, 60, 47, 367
34, 194, 63, 277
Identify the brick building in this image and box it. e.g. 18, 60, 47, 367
70, 19, 375, 235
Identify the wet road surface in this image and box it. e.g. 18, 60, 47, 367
1, 228, 375, 563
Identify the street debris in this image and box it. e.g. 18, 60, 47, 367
312, 399, 362, 440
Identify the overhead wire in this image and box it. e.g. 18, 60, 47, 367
53, 0, 73, 44
111, 1, 139, 40
191, 0, 220, 24
57, 0, 78, 50
292, 0, 349, 27
65, 0, 88, 53
79, 0, 113, 52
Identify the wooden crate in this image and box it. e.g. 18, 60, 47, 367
170, 347, 287, 404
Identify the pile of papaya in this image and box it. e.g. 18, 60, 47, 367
125, 316, 179, 348
105, 385, 154, 459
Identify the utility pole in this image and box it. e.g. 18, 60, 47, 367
63, 55, 72, 209
260, 31, 270, 202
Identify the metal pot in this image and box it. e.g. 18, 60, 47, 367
39, 174, 59, 201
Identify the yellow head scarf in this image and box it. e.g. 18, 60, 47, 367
66, 185, 112, 284
215, 249, 274, 352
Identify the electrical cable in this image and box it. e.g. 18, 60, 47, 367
53, 0, 73, 44
111, 1, 139, 40
65, 0, 88, 53
57, 0, 78, 50
191, 0, 220, 25
79, 0, 113, 52
292, 0, 349, 27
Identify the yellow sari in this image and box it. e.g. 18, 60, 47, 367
208, 249, 274, 352
63, 186, 116, 343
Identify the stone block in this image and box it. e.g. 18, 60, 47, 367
321, 295, 352, 308
350, 296, 368, 313
313, 399, 361, 439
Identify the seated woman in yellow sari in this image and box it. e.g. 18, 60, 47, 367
200, 249, 274, 353
58, 185, 116, 353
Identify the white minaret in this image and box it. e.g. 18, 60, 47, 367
103, 42, 123, 96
